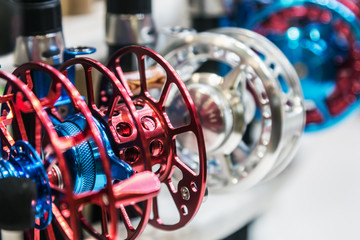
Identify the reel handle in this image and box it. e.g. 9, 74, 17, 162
113, 171, 160, 206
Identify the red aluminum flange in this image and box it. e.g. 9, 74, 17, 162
62, 45, 207, 230
58, 57, 154, 239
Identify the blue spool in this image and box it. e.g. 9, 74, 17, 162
52, 113, 134, 194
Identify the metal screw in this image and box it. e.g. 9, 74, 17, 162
181, 186, 190, 201
103, 195, 109, 206
141, 116, 156, 131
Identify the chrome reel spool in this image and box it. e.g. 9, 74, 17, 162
163, 31, 305, 189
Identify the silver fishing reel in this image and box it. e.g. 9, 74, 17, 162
162, 27, 305, 189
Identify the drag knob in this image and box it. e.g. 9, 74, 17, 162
0, 177, 36, 230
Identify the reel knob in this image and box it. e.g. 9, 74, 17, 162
112, 171, 161, 206
240, 0, 360, 131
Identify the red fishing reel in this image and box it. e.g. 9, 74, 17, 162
60, 45, 207, 230
0, 62, 160, 239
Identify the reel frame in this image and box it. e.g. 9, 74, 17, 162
162, 31, 304, 189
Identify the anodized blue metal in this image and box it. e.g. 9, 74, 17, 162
32, 47, 96, 118
239, 0, 360, 131
0, 141, 52, 230
54, 47, 97, 117
63, 46, 96, 85
52, 113, 134, 194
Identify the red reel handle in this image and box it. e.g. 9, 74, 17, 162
113, 171, 161, 206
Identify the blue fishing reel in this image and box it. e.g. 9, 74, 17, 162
238, 0, 360, 131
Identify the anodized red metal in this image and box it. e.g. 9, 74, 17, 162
338, 0, 360, 18
325, 20, 360, 116
3, 62, 160, 239
105, 45, 207, 230
306, 108, 324, 124
257, 3, 360, 123
0, 69, 78, 238
10, 62, 119, 239
60, 45, 207, 231
58, 57, 154, 240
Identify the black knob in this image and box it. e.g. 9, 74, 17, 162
0, 177, 37, 230
0, 0, 19, 55
14, 0, 62, 36
106, 0, 152, 14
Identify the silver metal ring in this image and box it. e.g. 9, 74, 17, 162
212, 27, 305, 180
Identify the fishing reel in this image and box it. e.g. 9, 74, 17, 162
105, 28, 305, 189
239, 0, 360, 131
127, 27, 304, 189
0, 64, 160, 239
60, 45, 207, 231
